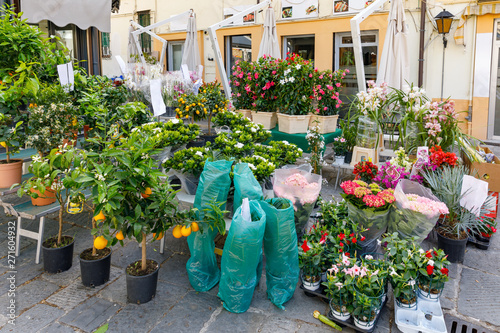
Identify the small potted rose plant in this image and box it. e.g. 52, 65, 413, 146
417, 248, 450, 300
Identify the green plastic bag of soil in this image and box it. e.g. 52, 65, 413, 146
259, 198, 299, 309
186, 159, 233, 292
218, 199, 266, 313
233, 163, 263, 213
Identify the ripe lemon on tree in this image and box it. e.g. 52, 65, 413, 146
141, 187, 152, 198
172, 225, 182, 238
94, 236, 108, 250
0, 142, 6, 148
95, 211, 106, 221
115, 231, 125, 240
181, 225, 192, 237
153, 232, 163, 240
191, 222, 199, 232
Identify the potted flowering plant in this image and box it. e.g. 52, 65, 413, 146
351, 261, 387, 330
475, 219, 497, 247
382, 233, 422, 308
231, 59, 253, 119
309, 69, 347, 134
332, 136, 348, 164
299, 239, 325, 291
353, 161, 378, 183
417, 248, 450, 300
306, 122, 325, 174
373, 161, 410, 189
340, 180, 395, 253
162, 146, 212, 194
17, 146, 83, 273
323, 253, 356, 321
239, 155, 276, 183
198, 81, 229, 136
338, 110, 359, 164
276, 54, 315, 133
0, 113, 24, 188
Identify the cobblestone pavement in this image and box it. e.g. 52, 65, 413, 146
0, 166, 498, 333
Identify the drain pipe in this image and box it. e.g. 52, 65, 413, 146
418, 0, 427, 87
467, 15, 477, 128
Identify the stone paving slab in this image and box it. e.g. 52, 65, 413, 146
45, 266, 121, 311
96, 275, 127, 305
105, 281, 190, 333
0, 303, 64, 332
158, 254, 194, 290
202, 308, 269, 333
59, 297, 120, 332
149, 291, 221, 333
38, 322, 84, 333
463, 246, 500, 276
0, 278, 59, 322
458, 267, 500, 327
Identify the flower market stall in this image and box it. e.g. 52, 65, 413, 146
2, 5, 500, 332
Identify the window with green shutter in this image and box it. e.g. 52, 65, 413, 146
137, 11, 151, 54
101, 32, 111, 57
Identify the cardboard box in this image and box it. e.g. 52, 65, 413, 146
463, 146, 500, 192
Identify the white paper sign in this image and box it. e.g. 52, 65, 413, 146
460, 175, 489, 217
197, 65, 204, 79
149, 79, 166, 116
193, 79, 203, 95
115, 55, 128, 74
57, 62, 74, 92
180, 64, 190, 81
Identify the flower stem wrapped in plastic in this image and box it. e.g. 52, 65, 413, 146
389, 179, 449, 243
273, 168, 322, 236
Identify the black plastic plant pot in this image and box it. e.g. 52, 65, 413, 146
345, 151, 353, 164
186, 138, 206, 148
79, 248, 112, 287
42, 236, 74, 274
437, 232, 467, 263
201, 134, 217, 144
126, 260, 159, 304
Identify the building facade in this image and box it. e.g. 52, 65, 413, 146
105, 0, 500, 142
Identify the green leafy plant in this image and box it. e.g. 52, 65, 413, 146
17, 146, 84, 247
338, 108, 359, 152
0, 113, 23, 163
163, 146, 212, 177
131, 119, 199, 149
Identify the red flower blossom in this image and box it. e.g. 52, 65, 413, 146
426, 265, 434, 275
351, 237, 357, 244
440, 267, 449, 276
319, 234, 327, 244
345, 252, 350, 257
301, 240, 310, 252
425, 250, 433, 258
339, 242, 344, 247
339, 233, 345, 240
360, 236, 366, 241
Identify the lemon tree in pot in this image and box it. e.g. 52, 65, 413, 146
0, 113, 24, 188
17, 146, 83, 273
77, 133, 196, 303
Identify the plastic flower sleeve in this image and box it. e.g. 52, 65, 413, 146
347, 201, 389, 253
272, 168, 322, 236
218, 200, 266, 313
233, 163, 263, 213
260, 198, 299, 310
390, 179, 445, 243
186, 160, 233, 292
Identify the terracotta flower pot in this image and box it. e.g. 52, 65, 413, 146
0, 159, 23, 188
30, 187, 56, 206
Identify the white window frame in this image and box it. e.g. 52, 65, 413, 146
167, 40, 184, 71
282, 34, 315, 60
334, 30, 378, 70
225, 34, 252, 78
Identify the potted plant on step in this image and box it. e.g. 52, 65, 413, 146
17, 146, 83, 273
0, 113, 24, 188
323, 253, 356, 321
423, 165, 496, 263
